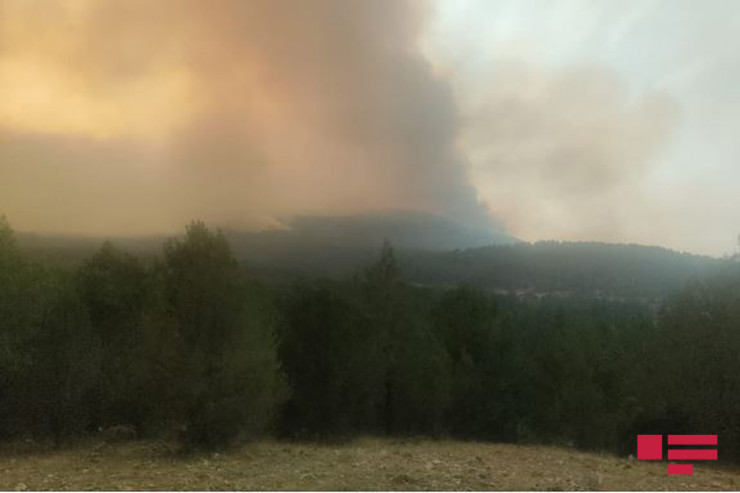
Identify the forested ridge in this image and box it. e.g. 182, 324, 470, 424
17, 213, 719, 300
2, 216, 739, 460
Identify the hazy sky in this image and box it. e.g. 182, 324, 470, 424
1, 0, 738, 255
423, 0, 740, 256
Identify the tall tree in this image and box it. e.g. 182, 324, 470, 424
77, 241, 149, 428
361, 240, 450, 435
163, 221, 285, 449
432, 286, 500, 438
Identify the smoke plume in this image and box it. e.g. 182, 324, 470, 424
0, 0, 489, 235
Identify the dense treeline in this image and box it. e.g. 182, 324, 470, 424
1, 216, 739, 459
1, 218, 285, 448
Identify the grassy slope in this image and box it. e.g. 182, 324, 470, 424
1, 438, 739, 491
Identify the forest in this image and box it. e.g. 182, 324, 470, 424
1, 215, 739, 460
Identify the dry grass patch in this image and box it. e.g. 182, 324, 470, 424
1, 438, 740, 490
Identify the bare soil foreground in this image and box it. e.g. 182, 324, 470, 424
2, 438, 740, 491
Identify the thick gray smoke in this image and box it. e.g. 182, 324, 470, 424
0, 0, 491, 236
460, 62, 679, 244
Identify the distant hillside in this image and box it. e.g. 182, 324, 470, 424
223, 211, 514, 279
16, 211, 513, 270
16, 232, 165, 266
400, 241, 722, 300
15, 213, 721, 299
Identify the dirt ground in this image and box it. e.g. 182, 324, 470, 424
1, 437, 739, 491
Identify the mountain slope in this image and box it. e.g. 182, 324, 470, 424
14, 213, 721, 299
